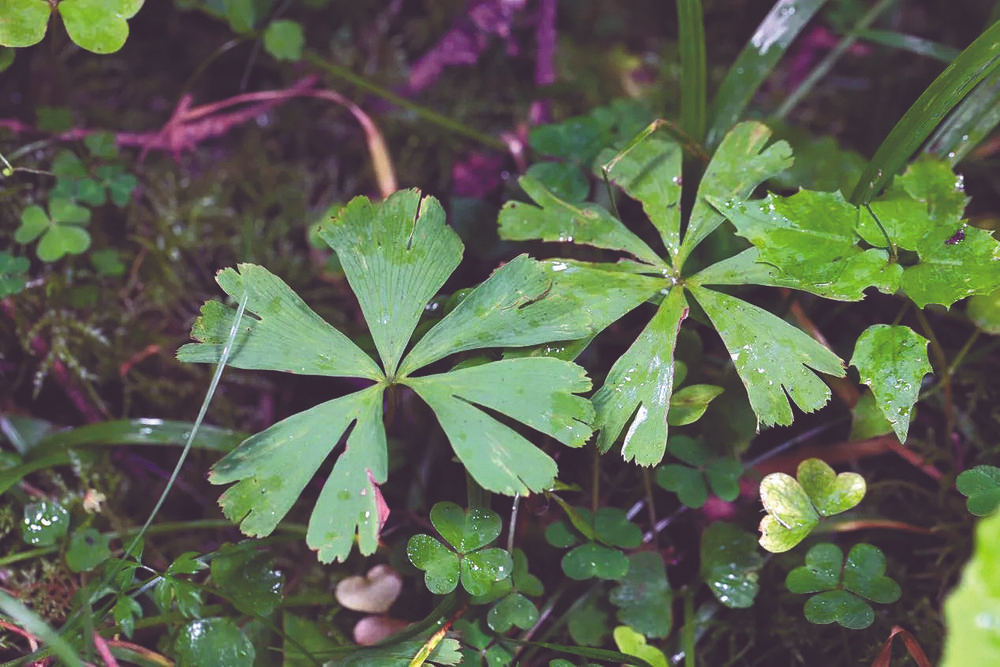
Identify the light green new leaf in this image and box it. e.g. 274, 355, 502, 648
592, 287, 688, 465
177, 264, 382, 380
675, 122, 793, 269
208, 386, 386, 562
319, 189, 463, 377
262, 19, 303, 61
689, 285, 845, 428
714, 190, 901, 300
499, 174, 664, 267
600, 128, 684, 260
0, 0, 50, 47
850, 325, 931, 443
758, 472, 818, 553
60, 0, 144, 54
759, 459, 865, 552
942, 510, 1000, 666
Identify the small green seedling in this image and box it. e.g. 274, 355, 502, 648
407, 502, 512, 596
655, 435, 742, 509
545, 506, 641, 580
758, 458, 865, 553
700, 521, 762, 609
15, 198, 92, 262
786, 542, 901, 630
956, 465, 1000, 516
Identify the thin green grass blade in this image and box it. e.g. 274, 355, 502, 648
775, 0, 896, 121
706, 0, 827, 148
678, 0, 707, 143
855, 29, 960, 63
0, 591, 83, 667
849, 20, 1000, 205
925, 65, 1000, 165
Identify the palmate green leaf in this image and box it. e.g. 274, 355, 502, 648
177, 264, 382, 379
401, 257, 658, 372
318, 190, 463, 377
600, 126, 683, 259
592, 287, 688, 465
430, 502, 502, 553
406, 359, 592, 494
688, 285, 845, 428
712, 190, 901, 300
850, 325, 931, 443
182, 189, 604, 561
208, 386, 387, 561
498, 174, 665, 267
675, 122, 793, 269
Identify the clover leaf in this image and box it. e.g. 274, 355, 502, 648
0, 252, 29, 298
655, 435, 742, 509
700, 522, 763, 609
957, 465, 1000, 516
850, 324, 931, 443
407, 503, 511, 596
0, 0, 142, 53
500, 121, 851, 463
609, 551, 672, 638
485, 549, 543, 632
179, 189, 641, 562
786, 542, 901, 630
544, 506, 637, 581
758, 458, 865, 553
15, 199, 91, 262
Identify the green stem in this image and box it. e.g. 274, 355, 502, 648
466, 471, 491, 509
684, 587, 696, 667
304, 53, 506, 151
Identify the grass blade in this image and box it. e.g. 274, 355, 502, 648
678, 0, 707, 143
849, 20, 1000, 205
925, 65, 1000, 165
707, 0, 827, 148
855, 29, 960, 63
775, 0, 896, 121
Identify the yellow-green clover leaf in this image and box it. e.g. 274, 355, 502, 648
758, 458, 865, 553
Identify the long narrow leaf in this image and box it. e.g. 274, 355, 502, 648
707, 0, 826, 148
678, 0, 707, 142
849, 20, 1000, 205
925, 64, 1000, 165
